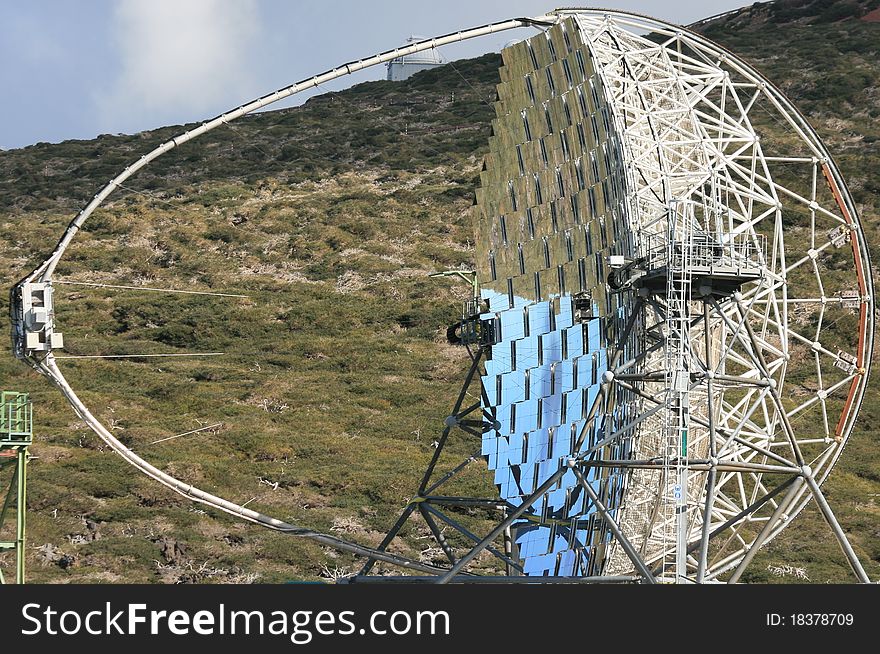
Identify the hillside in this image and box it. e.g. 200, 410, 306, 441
0, 55, 507, 583
1, 2, 878, 583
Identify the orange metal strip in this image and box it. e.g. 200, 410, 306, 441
856, 302, 868, 368
822, 164, 867, 296
822, 164, 867, 440
834, 378, 860, 442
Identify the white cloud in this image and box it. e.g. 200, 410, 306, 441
96, 0, 261, 132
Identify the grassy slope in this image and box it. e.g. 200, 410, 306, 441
0, 2, 878, 582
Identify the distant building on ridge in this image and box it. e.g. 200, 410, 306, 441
386, 36, 445, 81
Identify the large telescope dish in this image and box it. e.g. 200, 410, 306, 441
10, 9, 873, 583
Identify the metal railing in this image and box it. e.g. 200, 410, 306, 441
0, 392, 32, 441
641, 231, 766, 275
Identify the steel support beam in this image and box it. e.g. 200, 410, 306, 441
727, 476, 805, 583
571, 465, 656, 583
802, 473, 871, 583
436, 466, 568, 583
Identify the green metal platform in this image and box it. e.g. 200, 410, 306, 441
1, 391, 32, 585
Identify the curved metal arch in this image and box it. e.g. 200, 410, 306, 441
29, 16, 551, 284
12, 14, 554, 571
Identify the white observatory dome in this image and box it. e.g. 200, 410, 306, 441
386, 36, 445, 81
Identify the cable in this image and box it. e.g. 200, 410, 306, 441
55, 352, 225, 360
53, 280, 249, 299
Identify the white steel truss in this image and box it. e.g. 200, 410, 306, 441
568, 11, 874, 582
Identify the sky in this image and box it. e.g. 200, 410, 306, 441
0, 1, 751, 150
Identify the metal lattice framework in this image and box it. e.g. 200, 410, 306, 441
567, 11, 873, 582
8, 9, 874, 583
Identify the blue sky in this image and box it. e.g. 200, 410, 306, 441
0, 1, 750, 150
